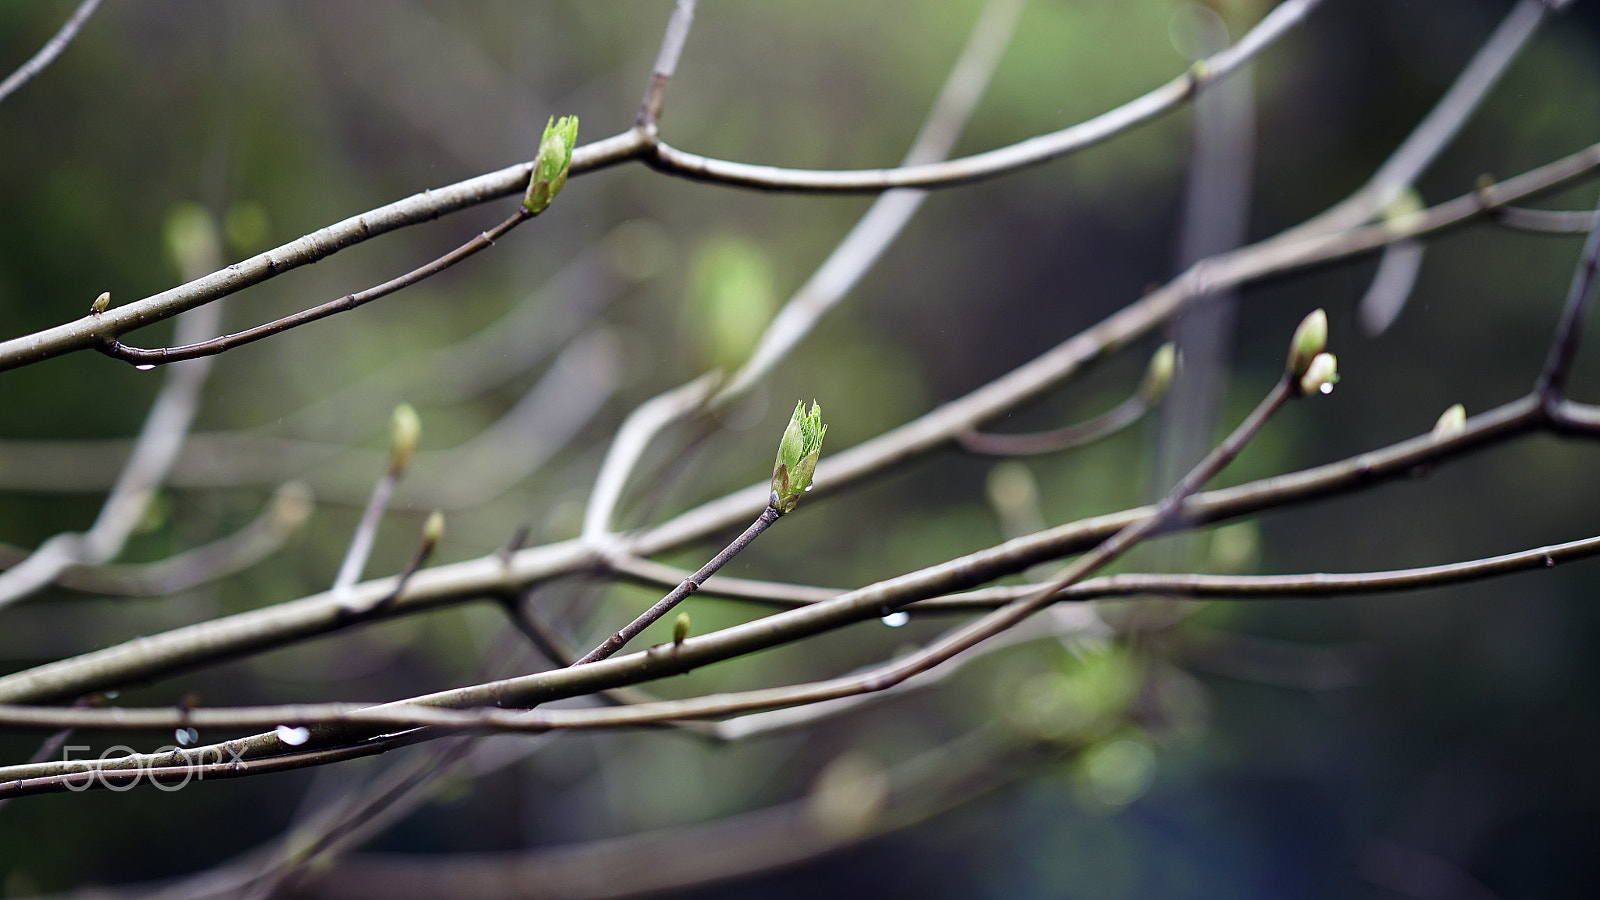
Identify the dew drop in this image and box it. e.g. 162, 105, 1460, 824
804, 484, 813, 492
174, 727, 199, 746
1318, 382, 1333, 395
134, 364, 156, 371
275, 725, 311, 746
103, 690, 120, 700
881, 611, 910, 628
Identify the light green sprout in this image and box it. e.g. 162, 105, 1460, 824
771, 400, 826, 515
522, 115, 578, 215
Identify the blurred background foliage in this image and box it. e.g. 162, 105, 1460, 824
1, 1, 1599, 897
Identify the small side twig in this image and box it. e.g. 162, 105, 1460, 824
1534, 188, 1600, 403
575, 504, 781, 665
636, 0, 698, 130
334, 405, 421, 614
97, 207, 534, 366
959, 343, 1175, 455
0, 0, 102, 104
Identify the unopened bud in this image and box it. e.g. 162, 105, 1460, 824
421, 509, 445, 552
1140, 342, 1178, 402
271, 481, 314, 533
771, 400, 826, 515
1287, 309, 1328, 380
1432, 403, 1466, 438
672, 611, 690, 647
522, 115, 578, 215
389, 403, 421, 474
90, 292, 111, 314
1298, 352, 1339, 396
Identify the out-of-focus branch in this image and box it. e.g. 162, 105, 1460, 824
1491, 206, 1597, 233
293, 728, 1060, 900
636, 0, 697, 130
1283, 0, 1563, 240
713, 0, 1025, 403
0, 481, 311, 596
1535, 190, 1600, 402
0, 300, 222, 609
96, 206, 538, 366
0, 0, 102, 104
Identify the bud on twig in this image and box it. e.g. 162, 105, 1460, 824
672, 612, 691, 647
1433, 403, 1466, 438
1286, 309, 1328, 381
1139, 342, 1178, 402
90, 292, 111, 314
771, 400, 826, 515
523, 115, 579, 215
421, 509, 445, 553
389, 403, 421, 474
1298, 352, 1339, 396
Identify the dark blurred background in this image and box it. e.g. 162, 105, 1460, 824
1, 1, 1599, 897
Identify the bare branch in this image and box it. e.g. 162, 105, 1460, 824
636, 0, 698, 130
1535, 189, 1600, 401
0, 300, 222, 608
0, 0, 102, 104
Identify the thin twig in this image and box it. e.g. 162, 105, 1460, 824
574, 504, 781, 665
1491, 206, 1597, 233
636, 0, 697, 130
0, 0, 102, 104
1534, 188, 1600, 401
1282, 0, 1557, 240
0, 300, 222, 608
580, 373, 719, 544
957, 387, 1154, 455
0, 481, 312, 596
640, 0, 1323, 193
98, 208, 532, 366
333, 472, 402, 607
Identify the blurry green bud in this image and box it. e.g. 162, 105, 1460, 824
1287, 309, 1328, 380
1379, 185, 1425, 234
271, 481, 314, 533
771, 400, 826, 515
1432, 403, 1466, 438
90, 292, 111, 314
1140, 342, 1178, 402
389, 403, 421, 474
422, 509, 445, 552
522, 115, 578, 215
672, 611, 690, 647
1298, 352, 1339, 396
163, 202, 223, 280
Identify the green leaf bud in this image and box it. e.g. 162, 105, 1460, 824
1286, 309, 1328, 380
672, 611, 690, 647
421, 509, 445, 552
771, 400, 826, 515
1297, 352, 1339, 396
1432, 403, 1466, 438
389, 403, 421, 474
1140, 342, 1178, 402
90, 292, 111, 314
522, 115, 578, 215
